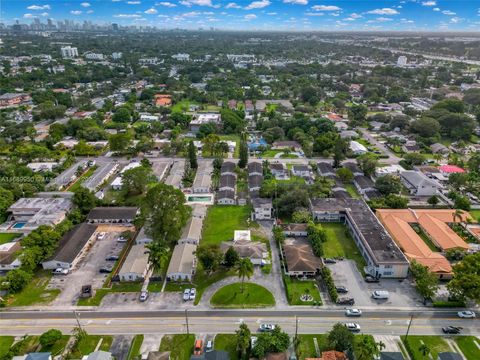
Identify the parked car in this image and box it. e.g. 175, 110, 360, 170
53, 268, 69, 275
365, 275, 380, 283
344, 323, 361, 332
189, 288, 196, 301
205, 340, 213, 352
457, 311, 476, 319
183, 289, 191, 301
194, 340, 203, 355
345, 308, 362, 317
372, 290, 389, 299
97, 232, 106, 240
336, 286, 348, 293
80, 285, 92, 298
323, 258, 337, 264
442, 326, 462, 334
117, 236, 128, 243
105, 255, 119, 261
99, 266, 113, 273
336, 297, 355, 305
139, 291, 148, 302
259, 323, 276, 332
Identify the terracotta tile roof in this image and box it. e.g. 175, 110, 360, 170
418, 214, 469, 250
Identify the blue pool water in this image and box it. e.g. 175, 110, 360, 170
12, 222, 26, 229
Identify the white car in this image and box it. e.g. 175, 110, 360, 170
457, 311, 476, 319
97, 232, 106, 240
183, 289, 191, 301
259, 323, 276, 332
344, 323, 361, 332
53, 268, 69, 275
139, 291, 148, 302
189, 288, 196, 301
345, 308, 362, 317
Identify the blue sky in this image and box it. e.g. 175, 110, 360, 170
3, 0, 480, 31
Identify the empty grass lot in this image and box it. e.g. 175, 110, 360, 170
202, 205, 252, 245
127, 335, 144, 360
0, 336, 15, 354
68, 335, 113, 359
0, 232, 20, 245
401, 335, 450, 360
210, 283, 275, 308
214, 334, 240, 360
10, 336, 40, 355
283, 276, 322, 305
321, 223, 366, 273
455, 336, 480, 360
159, 334, 195, 360
41, 335, 70, 356
7, 271, 60, 307
296, 334, 329, 359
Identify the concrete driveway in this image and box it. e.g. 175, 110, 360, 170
110, 335, 133, 360
327, 260, 423, 309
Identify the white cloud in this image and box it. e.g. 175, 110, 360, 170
421, 1, 436, 6
450, 17, 462, 23
180, 0, 214, 6
284, 0, 308, 5
23, 13, 35, 18
376, 17, 393, 22
350, 13, 361, 19
87, 9, 94, 13
145, 8, 158, 14
366, 8, 399, 15
80, 2, 91, 7
126, 1, 141, 4
433, 7, 440, 11
267, 12, 277, 15
245, 0, 270, 10
27, 4, 50, 10
442, 10, 456, 15
305, 12, 324, 16
311, 5, 341, 11
70, 10, 82, 15
114, 13, 142, 17
156, 2, 177, 7
225, 2, 241, 8
244, 13, 257, 19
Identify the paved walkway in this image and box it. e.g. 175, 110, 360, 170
140, 334, 163, 359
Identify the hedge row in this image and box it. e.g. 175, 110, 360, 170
320, 267, 338, 302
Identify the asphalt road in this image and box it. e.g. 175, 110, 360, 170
1, 309, 478, 336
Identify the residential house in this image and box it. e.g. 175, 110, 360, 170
111, 162, 141, 191
340, 130, 359, 139
0, 241, 22, 271
135, 227, 153, 245
189, 113, 221, 133
190, 350, 230, 360
166, 243, 197, 281
154, 94, 172, 107
179, 217, 203, 245
402, 140, 420, 153
219, 174, 236, 192
400, 171, 440, 196
248, 174, 263, 192
217, 190, 236, 205
252, 197, 273, 220
270, 163, 289, 180
220, 161, 236, 176
0, 93, 32, 108
292, 164, 311, 178
369, 121, 385, 131
350, 141, 368, 155
42, 223, 97, 270
354, 175, 376, 196
282, 237, 321, 277
87, 207, 138, 224
437, 353, 462, 360
220, 239, 268, 265
306, 350, 347, 360
247, 162, 263, 176
272, 141, 302, 152
281, 223, 308, 237
342, 162, 363, 177
118, 244, 149, 281
317, 162, 335, 178
379, 352, 404, 360
375, 165, 405, 177
430, 143, 449, 155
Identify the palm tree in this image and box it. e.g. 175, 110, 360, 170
419, 343, 430, 357
355, 336, 385, 360
236, 258, 254, 293
145, 241, 169, 272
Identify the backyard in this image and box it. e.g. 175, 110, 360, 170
159, 334, 195, 360
321, 223, 366, 273
283, 276, 322, 305
202, 205, 252, 245
0, 232, 20, 245
214, 334, 240, 360
210, 282, 275, 308
6, 270, 60, 307
295, 334, 329, 359
401, 335, 450, 360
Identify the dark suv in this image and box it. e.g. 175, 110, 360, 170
442, 326, 462, 334
336, 297, 355, 305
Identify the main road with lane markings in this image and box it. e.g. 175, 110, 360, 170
1, 309, 478, 336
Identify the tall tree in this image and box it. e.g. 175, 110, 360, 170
410, 261, 439, 303
145, 240, 170, 271
122, 166, 156, 195
327, 323, 354, 352
236, 323, 251, 359
236, 258, 254, 293
238, 139, 249, 169
355, 336, 385, 360
447, 252, 480, 302
187, 141, 198, 170
141, 183, 191, 245
357, 153, 378, 177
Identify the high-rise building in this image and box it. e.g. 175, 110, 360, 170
397, 55, 408, 67
61, 46, 79, 59
112, 23, 119, 31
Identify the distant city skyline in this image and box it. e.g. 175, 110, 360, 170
2, 0, 480, 31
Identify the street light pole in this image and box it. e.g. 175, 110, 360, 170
405, 314, 414, 340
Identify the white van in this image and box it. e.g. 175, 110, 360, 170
372, 290, 389, 299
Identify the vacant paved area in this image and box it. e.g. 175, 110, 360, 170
328, 260, 421, 308
110, 335, 133, 360
48, 229, 128, 307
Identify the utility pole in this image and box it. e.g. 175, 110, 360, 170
294, 315, 299, 343
73, 310, 82, 331
185, 309, 190, 335
405, 314, 414, 340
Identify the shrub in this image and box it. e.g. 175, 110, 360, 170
320, 267, 338, 302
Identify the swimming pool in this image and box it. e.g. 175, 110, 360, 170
187, 196, 211, 202
12, 222, 26, 229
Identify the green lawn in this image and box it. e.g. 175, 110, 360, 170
401, 335, 450, 360
455, 336, 480, 360
0, 336, 15, 354
210, 282, 275, 308
321, 223, 367, 274
0, 233, 20, 245
127, 335, 144, 360
295, 334, 329, 359
214, 334, 240, 360
7, 271, 60, 307
202, 205, 252, 245
69, 335, 113, 358
159, 334, 195, 360
77, 282, 143, 306
192, 267, 236, 305
67, 165, 98, 192
283, 276, 322, 306
41, 335, 70, 356
468, 209, 480, 222
171, 100, 198, 113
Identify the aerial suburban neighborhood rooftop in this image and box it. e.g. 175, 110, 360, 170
1, 2, 480, 360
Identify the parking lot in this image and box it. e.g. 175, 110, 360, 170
48, 226, 131, 306
328, 260, 423, 308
